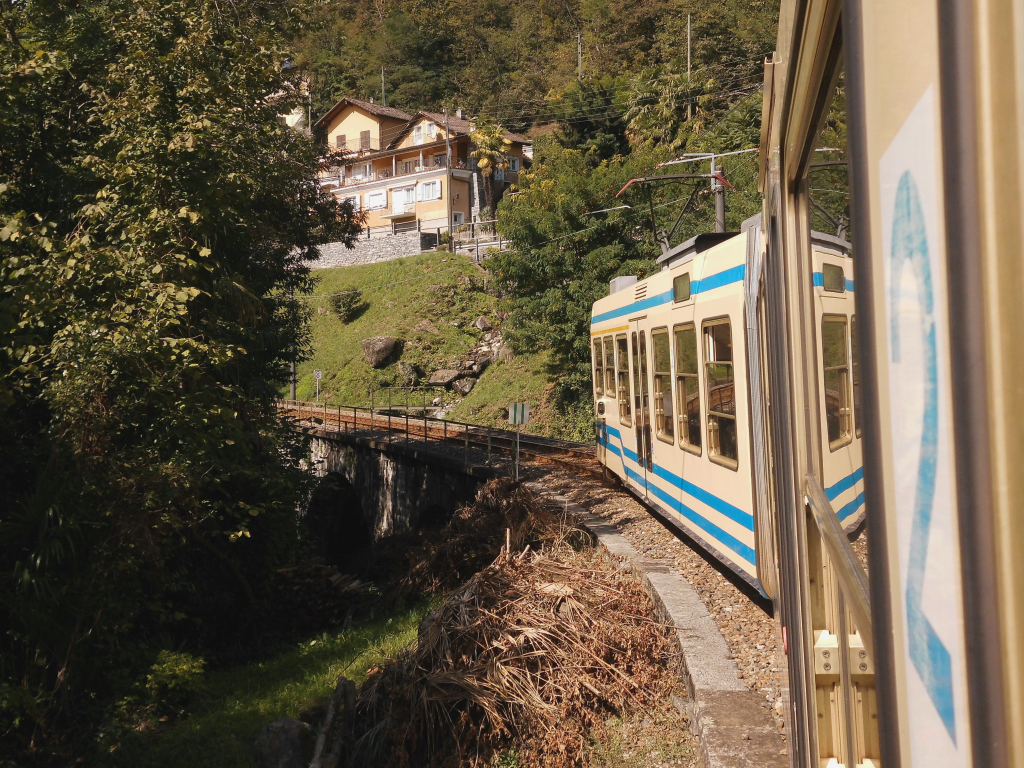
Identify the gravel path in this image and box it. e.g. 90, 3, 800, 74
520, 463, 788, 738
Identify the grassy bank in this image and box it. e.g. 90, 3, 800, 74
296, 252, 497, 405
100, 602, 432, 768
297, 252, 595, 442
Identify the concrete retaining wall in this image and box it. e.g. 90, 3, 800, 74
315, 231, 439, 270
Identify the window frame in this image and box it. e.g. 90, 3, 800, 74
651, 327, 675, 444
851, 314, 861, 438
822, 262, 846, 293
616, 334, 632, 427
673, 322, 702, 456
365, 189, 387, 210
673, 273, 692, 303
419, 180, 441, 201
509, 156, 520, 172
603, 336, 616, 398
821, 313, 853, 450
702, 316, 739, 470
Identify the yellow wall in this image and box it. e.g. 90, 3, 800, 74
324, 106, 405, 153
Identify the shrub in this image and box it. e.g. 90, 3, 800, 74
329, 289, 365, 322
146, 651, 207, 714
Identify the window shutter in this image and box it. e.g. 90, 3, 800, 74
435, 180, 442, 200
360, 130, 371, 150
416, 184, 423, 202
336, 134, 346, 150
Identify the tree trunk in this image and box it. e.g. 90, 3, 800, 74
482, 171, 495, 221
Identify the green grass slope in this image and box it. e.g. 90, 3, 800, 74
295, 252, 496, 405
295, 251, 595, 442
100, 603, 431, 768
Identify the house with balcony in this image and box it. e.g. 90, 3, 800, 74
314, 98, 530, 236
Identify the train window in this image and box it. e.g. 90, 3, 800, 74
616, 335, 631, 426
703, 320, 738, 468
651, 329, 674, 444
674, 323, 701, 455
851, 315, 861, 438
603, 336, 616, 397
592, 339, 604, 398
673, 273, 691, 302
822, 315, 852, 448
823, 263, 846, 292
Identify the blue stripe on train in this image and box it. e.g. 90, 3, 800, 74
812, 271, 856, 292
590, 265, 746, 324
603, 425, 752, 530
836, 492, 865, 522
826, 466, 863, 501
620, 463, 757, 565
598, 424, 756, 564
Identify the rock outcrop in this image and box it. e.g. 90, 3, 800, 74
254, 718, 311, 768
361, 336, 401, 368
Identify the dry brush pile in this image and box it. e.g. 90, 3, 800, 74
325, 479, 681, 768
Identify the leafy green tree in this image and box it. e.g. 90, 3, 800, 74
470, 122, 513, 220
0, 0, 362, 757
489, 141, 665, 407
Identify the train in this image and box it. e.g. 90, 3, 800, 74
587, 0, 1024, 765
590, 222, 862, 594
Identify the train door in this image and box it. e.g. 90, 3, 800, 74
761, 4, 881, 765
630, 325, 652, 483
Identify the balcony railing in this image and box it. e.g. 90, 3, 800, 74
329, 158, 470, 189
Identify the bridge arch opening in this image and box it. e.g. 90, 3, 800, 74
304, 472, 372, 564
418, 503, 452, 530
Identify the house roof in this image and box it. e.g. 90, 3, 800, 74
386, 111, 531, 149
314, 97, 413, 129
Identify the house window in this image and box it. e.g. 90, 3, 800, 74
704, 319, 737, 468
360, 130, 371, 151
335, 134, 346, 150
426, 122, 436, 139
509, 157, 520, 172
364, 163, 372, 178
394, 186, 415, 211
419, 180, 441, 201
402, 159, 414, 175
452, 211, 465, 224
822, 314, 852, 448
616, 335, 631, 426
365, 190, 387, 210
652, 328, 674, 444
674, 323, 701, 454
433, 153, 447, 168
341, 195, 360, 210
603, 336, 616, 397
414, 125, 423, 144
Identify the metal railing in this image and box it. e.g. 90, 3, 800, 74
805, 474, 873, 655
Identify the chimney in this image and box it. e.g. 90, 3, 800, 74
456, 109, 464, 120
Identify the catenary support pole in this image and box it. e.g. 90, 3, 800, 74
712, 155, 725, 232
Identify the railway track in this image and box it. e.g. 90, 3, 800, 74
277, 400, 608, 480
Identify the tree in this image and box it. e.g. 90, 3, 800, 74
489, 141, 664, 408
470, 122, 513, 220
0, 0, 363, 757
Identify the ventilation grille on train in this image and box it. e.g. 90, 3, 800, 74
634, 284, 647, 301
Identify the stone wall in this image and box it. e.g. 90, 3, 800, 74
314, 231, 439, 270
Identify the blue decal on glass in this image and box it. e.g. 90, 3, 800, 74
890, 171, 956, 742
